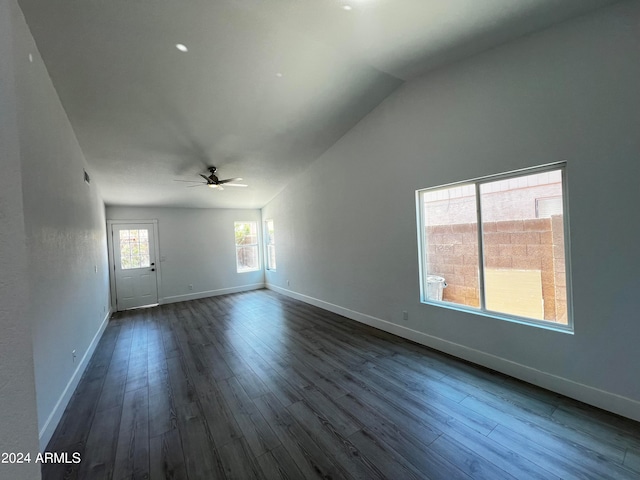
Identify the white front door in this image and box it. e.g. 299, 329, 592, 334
112, 223, 158, 310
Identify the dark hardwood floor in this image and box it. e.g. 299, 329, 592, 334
43, 289, 640, 479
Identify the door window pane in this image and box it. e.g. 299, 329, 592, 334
119, 229, 151, 270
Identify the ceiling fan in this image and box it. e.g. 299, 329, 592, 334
174, 166, 248, 190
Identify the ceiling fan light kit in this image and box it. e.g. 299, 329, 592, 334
175, 166, 248, 190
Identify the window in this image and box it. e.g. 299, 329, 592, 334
265, 219, 276, 270
536, 196, 563, 218
417, 164, 571, 329
119, 229, 150, 269
234, 221, 260, 272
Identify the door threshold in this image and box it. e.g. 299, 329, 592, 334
121, 303, 159, 311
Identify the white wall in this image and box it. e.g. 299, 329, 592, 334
11, 1, 111, 449
0, 1, 41, 477
263, 0, 640, 420
106, 207, 265, 305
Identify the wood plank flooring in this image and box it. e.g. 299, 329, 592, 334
43, 289, 640, 479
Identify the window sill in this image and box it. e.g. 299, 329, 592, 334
421, 299, 574, 334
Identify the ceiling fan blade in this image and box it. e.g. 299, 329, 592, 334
199, 174, 212, 182
224, 184, 248, 187
174, 179, 203, 183
217, 177, 243, 184
187, 184, 207, 187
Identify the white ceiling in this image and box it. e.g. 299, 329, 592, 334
18, 0, 617, 209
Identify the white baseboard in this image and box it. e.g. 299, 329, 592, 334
161, 283, 265, 305
38, 308, 112, 450
267, 284, 640, 423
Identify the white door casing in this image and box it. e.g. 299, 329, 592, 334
109, 221, 159, 310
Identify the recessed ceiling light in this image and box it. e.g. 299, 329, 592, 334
175, 43, 188, 52
275, 72, 283, 78
342, 5, 353, 10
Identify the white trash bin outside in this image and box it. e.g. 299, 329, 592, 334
426, 275, 447, 301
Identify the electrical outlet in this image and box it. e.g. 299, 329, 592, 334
188, 284, 193, 291
72, 350, 77, 363
402, 310, 409, 321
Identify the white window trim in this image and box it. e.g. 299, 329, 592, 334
416, 162, 574, 333
234, 221, 261, 273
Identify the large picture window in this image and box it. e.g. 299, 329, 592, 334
234, 221, 260, 272
417, 163, 572, 329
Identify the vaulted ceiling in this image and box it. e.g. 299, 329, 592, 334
18, 0, 617, 208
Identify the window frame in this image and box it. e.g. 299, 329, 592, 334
265, 219, 276, 271
416, 162, 573, 332
234, 221, 261, 273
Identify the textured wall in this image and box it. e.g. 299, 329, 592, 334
0, 1, 42, 478
11, 1, 111, 448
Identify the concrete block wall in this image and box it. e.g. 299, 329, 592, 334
426, 215, 566, 322
551, 215, 568, 323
